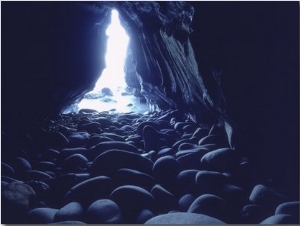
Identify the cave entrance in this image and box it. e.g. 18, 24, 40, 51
76, 9, 149, 114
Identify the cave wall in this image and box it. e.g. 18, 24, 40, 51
190, 2, 299, 197
2, 2, 110, 123
1, 2, 299, 197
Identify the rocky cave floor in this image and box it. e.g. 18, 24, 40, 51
1, 109, 299, 224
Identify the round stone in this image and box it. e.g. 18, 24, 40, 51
134, 209, 154, 224
151, 184, 177, 213
114, 168, 155, 191
54, 202, 84, 222
26, 207, 58, 224
62, 153, 88, 173
260, 214, 298, 224
188, 194, 231, 223
200, 148, 239, 172
275, 201, 299, 217
178, 194, 196, 212
195, 170, 228, 195
85, 199, 122, 224
64, 176, 113, 207
152, 156, 181, 192
176, 169, 199, 195
145, 212, 225, 224
1, 181, 36, 223
90, 149, 153, 177
110, 185, 155, 223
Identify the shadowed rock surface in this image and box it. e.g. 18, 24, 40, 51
1, 1, 299, 224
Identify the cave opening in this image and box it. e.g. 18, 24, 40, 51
71, 9, 149, 114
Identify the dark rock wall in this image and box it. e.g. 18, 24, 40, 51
1, 2, 299, 197
190, 2, 299, 197
2, 2, 110, 121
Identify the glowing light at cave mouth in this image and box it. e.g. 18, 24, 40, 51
75, 9, 149, 114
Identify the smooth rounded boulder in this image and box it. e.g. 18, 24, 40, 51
85, 199, 122, 224
200, 148, 239, 172
275, 201, 299, 217
54, 202, 84, 222
188, 194, 232, 223
1, 181, 36, 223
145, 212, 225, 224
152, 156, 181, 192
110, 185, 155, 223
114, 168, 155, 191
26, 207, 58, 224
90, 149, 153, 177
64, 176, 113, 207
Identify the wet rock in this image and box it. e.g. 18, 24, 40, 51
176, 147, 212, 170
9, 157, 32, 174
94, 117, 112, 127
101, 87, 114, 96
77, 122, 102, 134
85, 199, 122, 224
87, 135, 113, 147
68, 132, 89, 147
64, 176, 113, 207
178, 194, 196, 212
62, 153, 88, 173
152, 156, 181, 192
46, 131, 69, 148
195, 170, 228, 195
220, 184, 248, 213
260, 214, 298, 224
192, 128, 209, 139
157, 147, 174, 158
100, 132, 125, 141
240, 204, 267, 224
198, 135, 229, 147
54, 202, 84, 222
31, 161, 56, 172
22, 170, 53, 181
151, 184, 177, 213
176, 169, 199, 195
275, 201, 299, 217
41, 148, 60, 161
60, 147, 88, 160
1, 181, 36, 223
1, 162, 15, 177
88, 141, 139, 160
26, 180, 51, 204
249, 184, 290, 210
209, 125, 227, 137
110, 185, 155, 223
143, 125, 161, 152
136, 121, 161, 136
115, 168, 156, 191
134, 209, 155, 224
188, 194, 232, 223
120, 124, 134, 131
141, 150, 157, 162
145, 212, 225, 224
90, 149, 153, 177
52, 221, 86, 224
200, 148, 239, 172
26, 207, 58, 224
178, 142, 197, 151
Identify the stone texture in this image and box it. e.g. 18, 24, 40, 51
54, 202, 84, 222
110, 185, 155, 223
90, 149, 153, 177
145, 212, 225, 224
1, 181, 36, 223
85, 199, 122, 224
